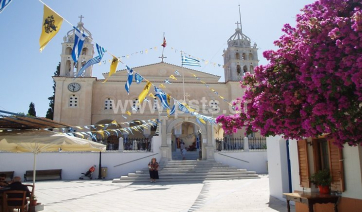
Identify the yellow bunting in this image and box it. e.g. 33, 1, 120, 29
220, 96, 224, 99
154, 47, 157, 50
103, 56, 119, 83
159, 84, 165, 88
193, 74, 197, 77
169, 75, 177, 80
145, 49, 148, 54
149, 93, 156, 98
167, 94, 171, 105
205, 60, 209, 64
198, 118, 206, 124
138, 81, 151, 104
111, 120, 119, 126
97, 130, 105, 138
126, 111, 132, 116
126, 55, 129, 58
39, 5, 63, 52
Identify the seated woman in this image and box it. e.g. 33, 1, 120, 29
148, 158, 159, 183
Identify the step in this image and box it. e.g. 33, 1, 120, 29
113, 176, 259, 183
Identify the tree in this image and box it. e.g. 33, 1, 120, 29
46, 63, 60, 119
217, 0, 362, 147
28, 102, 36, 117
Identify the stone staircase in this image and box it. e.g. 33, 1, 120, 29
112, 159, 259, 183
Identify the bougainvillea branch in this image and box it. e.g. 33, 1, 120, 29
217, 0, 362, 147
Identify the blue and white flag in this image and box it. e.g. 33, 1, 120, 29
169, 105, 176, 115
72, 27, 87, 63
178, 102, 189, 113
135, 73, 143, 84
0, 0, 12, 13
182, 55, 200, 67
154, 86, 170, 109
76, 43, 106, 77
174, 70, 181, 76
125, 66, 134, 94
164, 79, 171, 84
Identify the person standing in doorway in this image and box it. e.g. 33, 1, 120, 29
180, 140, 186, 160
148, 158, 159, 183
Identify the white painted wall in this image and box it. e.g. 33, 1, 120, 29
341, 145, 362, 200
0, 136, 162, 180
214, 151, 267, 174
267, 136, 290, 201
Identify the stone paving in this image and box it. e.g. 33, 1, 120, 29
34, 175, 295, 212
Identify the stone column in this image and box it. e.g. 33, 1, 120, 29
244, 137, 249, 152
201, 133, 207, 160
205, 123, 215, 160
118, 137, 124, 151
159, 115, 171, 161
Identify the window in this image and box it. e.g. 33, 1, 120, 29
65, 47, 72, 55
242, 53, 247, 60
235, 52, 240, 60
249, 53, 254, 60
237, 65, 241, 74
250, 65, 254, 73
81, 48, 88, 55
104, 98, 113, 110
209, 100, 220, 112
153, 98, 158, 110
243, 65, 248, 73
69, 95, 78, 107
297, 138, 345, 191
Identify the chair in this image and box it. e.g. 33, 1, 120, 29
23, 184, 34, 198
3, 190, 28, 212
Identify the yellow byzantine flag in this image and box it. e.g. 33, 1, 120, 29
138, 81, 151, 104
149, 93, 156, 99
39, 5, 63, 52
167, 94, 171, 105
97, 130, 105, 138
103, 56, 119, 83
169, 75, 177, 80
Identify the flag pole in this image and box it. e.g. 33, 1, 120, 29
181, 52, 186, 103
161, 32, 165, 63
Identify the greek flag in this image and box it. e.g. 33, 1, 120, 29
72, 27, 87, 63
0, 0, 12, 13
169, 105, 176, 115
125, 66, 134, 94
76, 44, 105, 77
178, 102, 189, 113
135, 73, 143, 84
182, 55, 200, 67
164, 79, 171, 84
174, 70, 181, 76
154, 86, 170, 109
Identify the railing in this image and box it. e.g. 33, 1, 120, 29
215, 137, 244, 151
248, 137, 267, 151
123, 138, 152, 151
215, 137, 267, 151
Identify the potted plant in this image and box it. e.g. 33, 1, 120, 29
30, 194, 37, 206
310, 169, 332, 194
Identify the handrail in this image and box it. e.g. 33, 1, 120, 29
113, 153, 159, 167
217, 153, 249, 163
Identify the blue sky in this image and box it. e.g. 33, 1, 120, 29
0, 0, 315, 117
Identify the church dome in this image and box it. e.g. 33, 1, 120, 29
64, 16, 92, 43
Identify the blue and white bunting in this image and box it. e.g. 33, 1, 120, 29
0, 0, 12, 13
174, 70, 181, 76
154, 86, 170, 109
182, 55, 201, 67
135, 73, 143, 84
125, 66, 134, 94
76, 43, 106, 77
178, 102, 189, 113
164, 79, 171, 84
71, 27, 87, 63
169, 105, 176, 115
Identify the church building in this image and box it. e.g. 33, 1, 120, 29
53, 16, 259, 160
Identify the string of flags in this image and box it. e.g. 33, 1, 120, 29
0, 0, 13, 14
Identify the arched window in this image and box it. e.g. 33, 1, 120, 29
104, 98, 113, 110
133, 98, 140, 111
69, 94, 78, 107
237, 65, 241, 74
66, 60, 72, 72
82, 48, 88, 55
242, 53, 247, 60
250, 65, 254, 73
243, 65, 248, 73
235, 52, 240, 60
65, 47, 72, 55
249, 53, 254, 60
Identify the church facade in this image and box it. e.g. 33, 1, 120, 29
53, 18, 259, 160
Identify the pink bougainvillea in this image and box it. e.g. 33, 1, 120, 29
217, 0, 362, 147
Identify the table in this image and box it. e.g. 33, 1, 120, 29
283, 191, 340, 212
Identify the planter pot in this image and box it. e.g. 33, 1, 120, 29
30, 200, 37, 206
318, 185, 330, 194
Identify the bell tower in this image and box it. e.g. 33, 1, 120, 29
59, 16, 94, 77
223, 6, 258, 82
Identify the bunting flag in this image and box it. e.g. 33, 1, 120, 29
122, 115, 127, 119
155, 86, 170, 109
182, 55, 200, 67
0, 0, 12, 13
138, 81, 151, 104
198, 118, 206, 124
126, 111, 132, 116
103, 56, 119, 83
174, 70, 181, 76
169, 75, 177, 80
111, 120, 119, 126
39, 5, 63, 52
125, 66, 134, 94
72, 27, 87, 63
164, 79, 171, 84
135, 73, 144, 84
76, 43, 106, 77
169, 105, 176, 115
149, 93, 156, 99
178, 102, 189, 113
161, 37, 167, 48
159, 84, 165, 88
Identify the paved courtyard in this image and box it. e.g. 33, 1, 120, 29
34, 175, 294, 212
